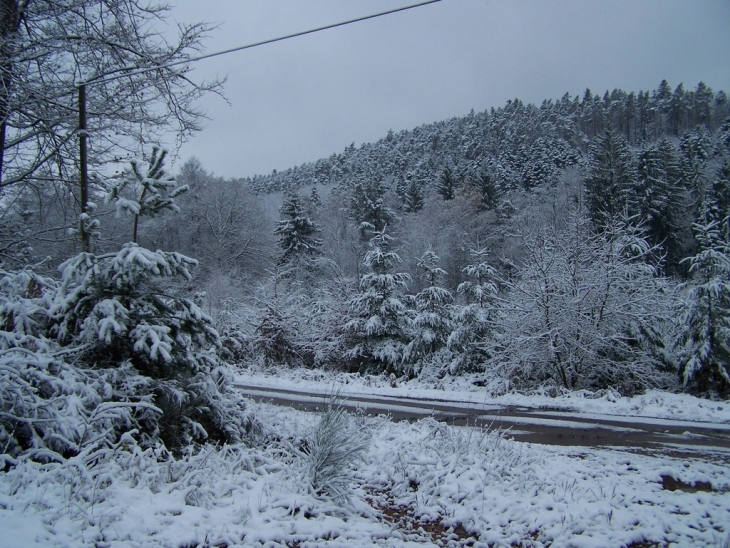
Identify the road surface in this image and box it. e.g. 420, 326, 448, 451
236, 382, 730, 460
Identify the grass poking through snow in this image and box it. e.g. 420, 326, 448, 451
1, 401, 729, 547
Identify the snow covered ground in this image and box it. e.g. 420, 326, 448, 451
2, 394, 730, 547
236, 366, 730, 424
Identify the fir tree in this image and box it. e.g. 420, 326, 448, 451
350, 179, 395, 240
635, 138, 684, 272
437, 167, 457, 200
680, 215, 730, 396
275, 190, 322, 265
403, 178, 425, 213
395, 176, 407, 207
106, 147, 188, 244
471, 171, 499, 212
691, 81, 714, 128
447, 248, 498, 373
309, 186, 322, 209
584, 131, 637, 230
345, 228, 411, 373
404, 250, 453, 364
0, 244, 259, 458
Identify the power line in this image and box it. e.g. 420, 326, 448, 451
86, 0, 444, 86
73, 0, 444, 250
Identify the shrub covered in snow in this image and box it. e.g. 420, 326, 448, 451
1, 244, 258, 461
489, 217, 680, 394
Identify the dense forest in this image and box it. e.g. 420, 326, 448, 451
2, 74, 730, 459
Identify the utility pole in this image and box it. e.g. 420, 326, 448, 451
78, 83, 90, 252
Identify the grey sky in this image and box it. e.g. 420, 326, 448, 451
166, 0, 730, 179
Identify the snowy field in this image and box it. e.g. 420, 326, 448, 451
2, 395, 729, 548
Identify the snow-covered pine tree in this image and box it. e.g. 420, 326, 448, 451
680, 218, 730, 396
404, 250, 453, 368
105, 147, 189, 244
309, 185, 322, 209
584, 130, 637, 230
447, 247, 498, 374
0, 244, 259, 460
350, 179, 394, 240
345, 228, 412, 374
0, 266, 132, 461
50, 244, 258, 452
275, 190, 323, 266
403, 178, 425, 213
436, 167, 457, 200
634, 138, 685, 273
680, 155, 730, 396
0, 149, 260, 460
475, 171, 499, 212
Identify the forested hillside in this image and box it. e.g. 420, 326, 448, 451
243, 80, 726, 197
2, 77, 730, 465
201, 80, 729, 398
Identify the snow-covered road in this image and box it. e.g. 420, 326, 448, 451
236, 381, 730, 459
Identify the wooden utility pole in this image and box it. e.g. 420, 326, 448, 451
78, 83, 90, 252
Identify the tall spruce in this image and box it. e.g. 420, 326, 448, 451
106, 147, 188, 244
680, 122, 730, 394
584, 130, 637, 230
635, 138, 684, 272
275, 190, 322, 265
403, 178, 425, 213
345, 228, 411, 373
680, 213, 730, 396
404, 250, 453, 364
475, 171, 499, 211
350, 179, 394, 240
447, 248, 498, 374
437, 167, 458, 200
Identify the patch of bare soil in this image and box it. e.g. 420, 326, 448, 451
660, 474, 715, 493
365, 486, 478, 546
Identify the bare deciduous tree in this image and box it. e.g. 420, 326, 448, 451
0, 0, 222, 233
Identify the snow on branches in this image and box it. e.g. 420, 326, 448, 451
1, 244, 257, 462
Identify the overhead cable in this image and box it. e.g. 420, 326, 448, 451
85, 0, 444, 86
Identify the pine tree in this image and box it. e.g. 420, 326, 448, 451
691, 81, 714, 128
669, 83, 688, 136
475, 172, 499, 212
404, 250, 453, 364
437, 167, 457, 200
350, 179, 394, 239
0, 241, 263, 459
403, 178, 425, 213
635, 138, 684, 272
584, 131, 637, 230
309, 185, 322, 209
395, 176, 407, 208
679, 125, 714, 198
275, 190, 322, 265
680, 214, 730, 396
447, 248, 498, 374
345, 228, 411, 373
680, 129, 730, 394
105, 147, 188, 244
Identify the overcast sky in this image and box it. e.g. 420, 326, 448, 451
165, 0, 730, 179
